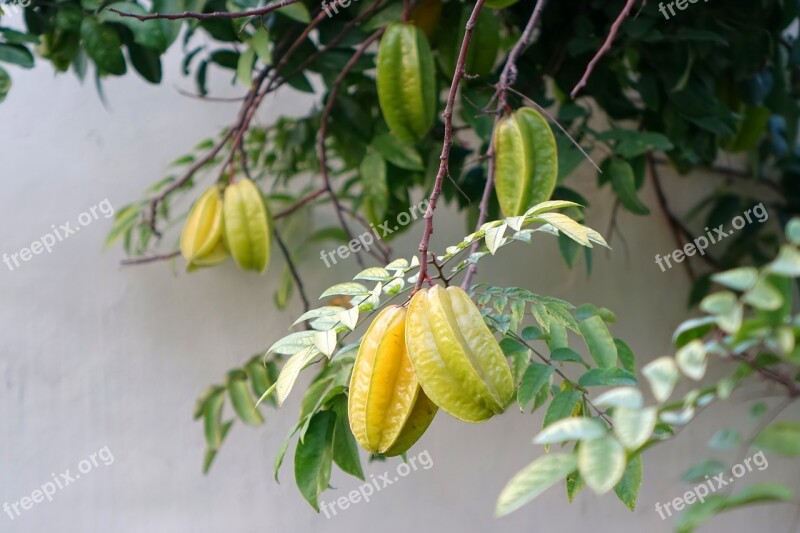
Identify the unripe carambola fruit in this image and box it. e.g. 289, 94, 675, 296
349, 306, 438, 456
376, 23, 437, 143
180, 185, 227, 271
493, 107, 558, 217
223, 178, 271, 273
437, 5, 500, 80
406, 286, 514, 422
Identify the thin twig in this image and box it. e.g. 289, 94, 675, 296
109, 0, 299, 21
120, 250, 180, 266
648, 153, 721, 273
415, 0, 487, 291
570, 0, 638, 98
273, 229, 310, 312
273, 187, 329, 220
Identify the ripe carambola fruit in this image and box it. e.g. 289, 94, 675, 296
180, 185, 227, 271
437, 6, 500, 80
376, 23, 437, 143
406, 286, 514, 422
223, 178, 271, 273
493, 107, 558, 217
348, 306, 438, 456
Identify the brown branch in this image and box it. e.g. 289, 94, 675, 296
273, 187, 328, 220
272, 229, 310, 312
461, 0, 550, 290
648, 153, 722, 272
120, 250, 180, 266
108, 0, 299, 21
416, 0, 487, 291
317, 28, 386, 269
570, 0, 638, 99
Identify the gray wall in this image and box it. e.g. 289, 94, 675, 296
1, 43, 798, 533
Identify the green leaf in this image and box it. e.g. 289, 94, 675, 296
578, 316, 618, 368
371, 133, 425, 170
578, 368, 637, 387
642, 356, 679, 402
672, 316, 717, 348
202, 420, 233, 474
226, 370, 264, 426
614, 454, 643, 511
606, 130, 673, 158
681, 459, 725, 482
785, 219, 800, 245
753, 421, 800, 456
767, 245, 800, 276
0, 66, 10, 103
495, 454, 578, 516
534, 417, 607, 444
612, 407, 657, 449
80, 19, 126, 75
711, 267, 758, 291
543, 390, 583, 427
700, 291, 742, 333
675, 483, 795, 533
331, 396, 364, 480
742, 277, 783, 311
675, 340, 707, 380
615, 338, 636, 373
203, 388, 226, 450
274, 422, 301, 482
236, 47, 255, 87
128, 42, 162, 84
360, 150, 388, 224
320, 282, 370, 299
105, 204, 141, 247
0, 43, 33, 68
550, 347, 586, 365
607, 159, 649, 215
578, 436, 626, 494
102, 3, 169, 52
566, 468, 585, 503
267, 330, 316, 355
594, 387, 643, 409
278, 2, 311, 22
245, 358, 273, 400
275, 346, 320, 405
708, 428, 740, 450
517, 363, 554, 409
294, 411, 336, 511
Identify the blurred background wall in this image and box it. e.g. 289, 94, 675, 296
1, 38, 798, 533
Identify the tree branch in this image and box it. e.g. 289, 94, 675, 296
415, 0, 487, 291
108, 0, 299, 21
570, 0, 637, 98
272, 229, 310, 312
